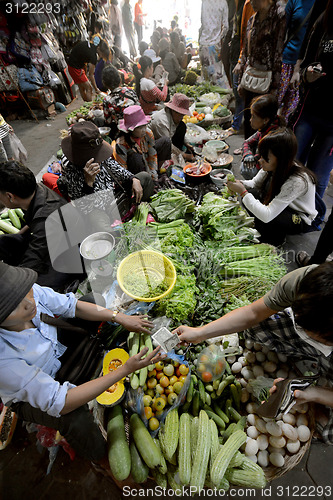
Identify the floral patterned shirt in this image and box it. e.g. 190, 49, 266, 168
240, 2, 286, 92
103, 86, 138, 127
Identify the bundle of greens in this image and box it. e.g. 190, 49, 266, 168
149, 189, 195, 223
132, 202, 150, 225
171, 82, 230, 100
223, 254, 286, 282
154, 274, 198, 324
193, 278, 227, 325
220, 276, 276, 303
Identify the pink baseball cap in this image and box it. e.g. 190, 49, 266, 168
118, 105, 150, 132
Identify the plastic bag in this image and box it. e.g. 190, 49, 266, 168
185, 123, 210, 145
125, 351, 191, 437
9, 132, 28, 163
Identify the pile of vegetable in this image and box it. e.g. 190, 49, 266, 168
0, 208, 25, 234
171, 82, 231, 101
66, 95, 103, 125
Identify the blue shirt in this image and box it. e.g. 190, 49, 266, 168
0, 284, 78, 417
283, 0, 315, 65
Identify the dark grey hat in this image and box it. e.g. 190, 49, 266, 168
0, 262, 37, 325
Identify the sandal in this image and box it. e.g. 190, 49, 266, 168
295, 250, 310, 267
226, 127, 238, 137
233, 148, 242, 155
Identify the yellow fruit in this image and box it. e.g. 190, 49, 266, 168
155, 397, 166, 411
169, 375, 178, 386
143, 395, 152, 407
155, 410, 164, 418
155, 361, 164, 371
155, 384, 164, 395
160, 394, 168, 403
165, 385, 174, 395
163, 364, 174, 377
179, 364, 189, 375
173, 381, 183, 394
149, 417, 160, 431
179, 375, 187, 384
148, 369, 157, 377
167, 392, 178, 405
146, 389, 155, 398
147, 378, 157, 389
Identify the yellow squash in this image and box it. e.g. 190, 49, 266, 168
96, 348, 129, 406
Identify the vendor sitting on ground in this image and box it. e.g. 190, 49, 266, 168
68, 38, 110, 102
57, 122, 154, 218
0, 161, 77, 292
238, 94, 284, 180
158, 37, 184, 86
227, 128, 317, 247
0, 261, 162, 461
133, 55, 168, 115
175, 262, 333, 445
102, 64, 138, 140
149, 93, 194, 162
113, 105, 171, 181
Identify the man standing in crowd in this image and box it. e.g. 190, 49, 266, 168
122, 0, 137, 59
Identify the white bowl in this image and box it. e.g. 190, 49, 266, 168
80, 232, 115, 261
210, 168, 233, 187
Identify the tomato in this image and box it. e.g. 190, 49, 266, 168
175, 368, 181, 378
160, 394, 168, 403
148, 369, 156, 377
167, 392, 178, 405
164, 385, 174, 395
146, 389, 155, 398
143, 395, 152, 407
149, 417, 160, 431
156, 371, 164, 380
160, 376, 170, 388
144, 406, 153, 419
155, 384, 165, 395
193, 110, 198, 116
202, 371, 213, 383
163, 364, 174, 377
155, 361, 164, 371
179, 375, 187, 384
147, 378, 157, 389
173, 381, 183, 394
171, 359, 180, 368
169, 375, 178, 386
155, 397, 166, 411
197, 363, 206, 373
200, 354, 209, 363
179, 364, 189, 375
155, 410, 164, 418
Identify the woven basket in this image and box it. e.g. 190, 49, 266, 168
199, 112, 233, 128
262, 404, 315, 482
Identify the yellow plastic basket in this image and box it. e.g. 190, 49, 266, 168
117, 250, 177, 302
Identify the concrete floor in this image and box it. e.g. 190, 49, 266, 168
1, 99, 333, 499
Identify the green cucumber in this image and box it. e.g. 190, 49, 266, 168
107, 405, 131, 481
130, 441, 149, 483
130, 413, 161, 468
8, 209, 21, 229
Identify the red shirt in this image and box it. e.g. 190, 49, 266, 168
134, 2, 144, 25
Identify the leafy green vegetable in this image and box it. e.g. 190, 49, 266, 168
154, 274, 198, 324
223, 254, 286, 282
223, 294, 251, 314
149, 189, 195, 223
132, 202, 150, 225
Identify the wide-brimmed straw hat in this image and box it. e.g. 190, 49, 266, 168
0, 262, 37, 325
143, 48, 161, 63
165, 93, 191, 116
61, 121, 113, 167
118, 105, 150, 132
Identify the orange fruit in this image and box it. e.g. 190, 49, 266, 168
155, 397, 166, 411
160, 376, 170, 388
202, 371, 213, 383
164, 385, 174, 395
148, 369, 156, 377
144, 406, 153, 419
156, 371, 164, 380
147, 377, 157, 389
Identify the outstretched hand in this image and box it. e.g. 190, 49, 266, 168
124, 346, 164, 374
118, 313, 154, 334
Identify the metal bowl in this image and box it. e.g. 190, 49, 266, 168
80, 232, 115, 261
210, 168, 233, 188
98, 126, 111, 136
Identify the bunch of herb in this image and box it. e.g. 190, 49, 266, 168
154, 274, 198, 325
149, 189, 195, 223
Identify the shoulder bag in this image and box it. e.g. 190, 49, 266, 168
240, 16, 272, 93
